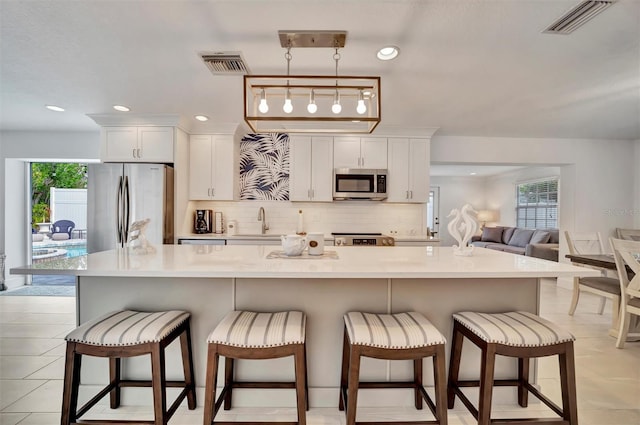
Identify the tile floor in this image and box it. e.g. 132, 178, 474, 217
0, 280, 638, 424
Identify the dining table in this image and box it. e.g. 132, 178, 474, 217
565, 253, 639, 341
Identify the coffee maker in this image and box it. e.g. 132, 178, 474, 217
194, 209, 213, 234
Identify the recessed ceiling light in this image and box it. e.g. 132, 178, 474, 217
194, 115, 209, 122
470, 172, 477, 176
45, 105, 65, 112
377, 46, 399, 61
113, 105, 130, 112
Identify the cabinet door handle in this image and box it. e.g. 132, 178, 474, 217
137, 148, 141, 158
132, 148, 136, 158
409, 190, 413, 199
212, 187, 215, 197
361, 157, 364, 167
311, 189, 315, 199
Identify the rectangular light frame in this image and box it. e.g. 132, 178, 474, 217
244, 75, 381, 134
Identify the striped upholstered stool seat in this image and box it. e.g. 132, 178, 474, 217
204, 310, 308, 425
61, 310, 196, 425
447, 311, 578, 425
340, 312, 448, 425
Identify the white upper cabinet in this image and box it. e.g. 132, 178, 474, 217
189, 134, 235, 201
290, 136, 334, 202
101, 126, 174, 163
333, 137, 387, 169
387, 138, 430, 203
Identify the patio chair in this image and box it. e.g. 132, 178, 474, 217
50, 220, 75, 241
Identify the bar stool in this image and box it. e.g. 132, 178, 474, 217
203, 310, 308, 425
339, 311, 448, 425
447, 311, 577, 425
61, 310, 196, 425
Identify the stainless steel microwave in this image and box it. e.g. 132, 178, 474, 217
333, 168, 388, 200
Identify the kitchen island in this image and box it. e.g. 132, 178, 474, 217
12, 245, 598, 408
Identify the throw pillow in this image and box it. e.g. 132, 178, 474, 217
480, 227, 504, 243
530, 230, 551, 244
508, 228, 535, 247
502, 227, 516, 244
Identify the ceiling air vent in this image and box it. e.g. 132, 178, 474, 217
543, 0, 616, 34
200, 52, 250, 75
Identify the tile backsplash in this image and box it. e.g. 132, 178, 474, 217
184, 201, 427, 237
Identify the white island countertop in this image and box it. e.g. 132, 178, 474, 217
12, 244, 599, 279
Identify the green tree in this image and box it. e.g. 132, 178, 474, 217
31, 163, 87, 226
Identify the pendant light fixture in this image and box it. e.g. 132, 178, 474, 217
258, 89, 269, 113
307, 90, 318, 114
244, 30, 381, 134
282, 46, 293, 114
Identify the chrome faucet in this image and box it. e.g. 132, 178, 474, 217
257, 207, 269, 234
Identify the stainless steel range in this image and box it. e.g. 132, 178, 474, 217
331, 232, 395, 246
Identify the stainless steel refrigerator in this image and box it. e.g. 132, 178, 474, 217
87, 163, 174, 253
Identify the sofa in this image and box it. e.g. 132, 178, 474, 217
470, 226, 560, 261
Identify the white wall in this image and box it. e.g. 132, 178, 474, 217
431, 136, 637, 262
0, 131, 100, 287
429, 176, 486, 246
484, 167, 561, 227
635, 140, 640, 228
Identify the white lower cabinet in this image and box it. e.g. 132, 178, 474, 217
290, 136, 333, 202
189, 134, 235, 200
387, 138, 430, 203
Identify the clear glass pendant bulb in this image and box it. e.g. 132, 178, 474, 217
258, 89, 269, 113
332, 91, 341, 114
283, 89, 293, 114
307, 90, 317, 114
356, 90, 366, 114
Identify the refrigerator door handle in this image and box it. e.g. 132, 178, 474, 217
123, 175, 130, 244
116, 176, 123, 244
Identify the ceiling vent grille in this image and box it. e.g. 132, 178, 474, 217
543, 0, 616, 34
201, 52, 250, 75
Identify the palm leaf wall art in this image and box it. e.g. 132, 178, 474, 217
239, 133, 290, 200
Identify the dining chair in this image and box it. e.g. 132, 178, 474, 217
615, 228, 640, 241
610, 238, 640, 348
564, 231, 620, 316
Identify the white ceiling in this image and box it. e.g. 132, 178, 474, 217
1, 0, 639, 140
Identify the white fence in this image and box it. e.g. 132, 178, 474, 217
50, 188, 87, 229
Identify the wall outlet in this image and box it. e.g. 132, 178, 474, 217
389, 230, 399, 236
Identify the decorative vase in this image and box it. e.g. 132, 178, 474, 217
447, 204, 478, 256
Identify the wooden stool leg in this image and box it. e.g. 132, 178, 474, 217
150, 343, 167, 425
447, 324, 464, 408
433, 345, 448, 425
203, 344, 219, 425
559, 343, 578, 424
338, 329, 349, 411
414, 358, 423, 410
109, 357, 121, 408
294, 345, 307, 425
518, 357, 529, 407
478, 344, 496, 425
179, 322, 197, 410
61, 343, 81, 425
223, 356, 234, 410
346, 345, 361, 425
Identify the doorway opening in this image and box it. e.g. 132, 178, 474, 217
30, 162, 87, 288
